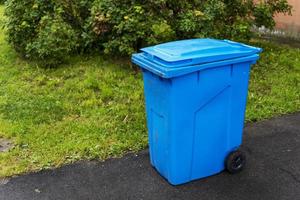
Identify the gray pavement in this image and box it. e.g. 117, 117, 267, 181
0, 112, 300, 200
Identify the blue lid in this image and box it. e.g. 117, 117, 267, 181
140, 39, 262, 68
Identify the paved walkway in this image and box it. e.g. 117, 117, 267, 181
1, 113, 300, 200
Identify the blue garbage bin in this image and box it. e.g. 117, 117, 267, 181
132, 39, 262, 185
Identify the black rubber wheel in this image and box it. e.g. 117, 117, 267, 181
226, 150, 246, 174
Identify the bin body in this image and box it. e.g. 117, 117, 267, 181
132, 39, 262, 185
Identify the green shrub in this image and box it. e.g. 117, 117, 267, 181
25, 13, 78, 66
5, 0, 90, 65
4, 0, 292, 66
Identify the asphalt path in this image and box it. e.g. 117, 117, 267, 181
1, 112, 299, 200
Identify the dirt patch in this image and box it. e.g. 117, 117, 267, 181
0, 138, 13, 152
0, 179, 9, 186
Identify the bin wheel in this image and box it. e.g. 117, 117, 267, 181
226, 150, 246, 174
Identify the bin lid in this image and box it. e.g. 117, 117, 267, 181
140, 39, 262, 68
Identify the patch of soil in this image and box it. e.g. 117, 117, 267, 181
0, 138, 13, 152
0, 179, 9, 186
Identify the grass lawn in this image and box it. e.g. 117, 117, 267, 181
0, 5, 300, 177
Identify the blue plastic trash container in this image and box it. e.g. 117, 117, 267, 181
132, 39, 262, 185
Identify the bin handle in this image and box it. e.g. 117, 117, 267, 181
223, 40, 262, 53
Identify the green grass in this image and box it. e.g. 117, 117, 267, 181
0, 5, 300, 177
0, 6, 147, 176
247, 40, 300, 120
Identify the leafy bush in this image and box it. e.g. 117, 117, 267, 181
5, 0, 90, 65
4, 0, 292, 65
25, 14, 78, 66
